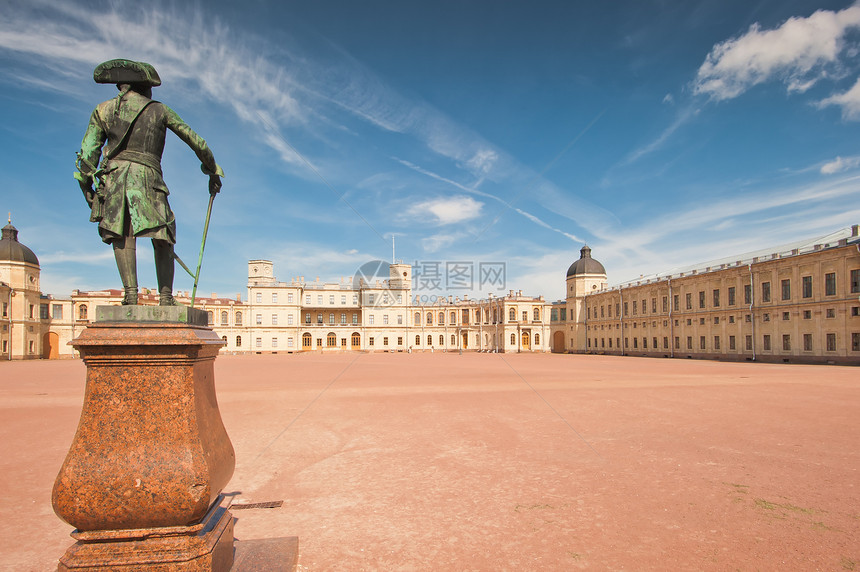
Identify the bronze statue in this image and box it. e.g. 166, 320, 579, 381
75, 59, 223, 306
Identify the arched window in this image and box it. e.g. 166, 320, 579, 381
534, 333, 540, 345
426, 312, 433, 325
438, 312, 444, 325
415, 334, 421, 345
439, 335, 444, 345
327, 332, 337, 346
533, 308, 540, 321
414, 312, 420, 325
351, 332, 360, 347
235, 311, 242, 326
329, 313, 335, 325
427, 334, 432, 346
235, 335, 242, 347
221, 335, 227, 343
79, 304, 88, 320
207, 311, 213, 325
221, 311, 228, 325
302, 333, 312, 347
510, 333, 516, 345
450, 311, 456, 324
451, 334, 456, 345
493, 308, 498, 323
509, 308, 515, 321
475, 309, 481, 323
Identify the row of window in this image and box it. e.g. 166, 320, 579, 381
587, 269, 860, 320
588, 332, 860, 352
251, 292, 406, 306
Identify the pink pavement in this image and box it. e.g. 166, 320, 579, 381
2, 352, 858, 571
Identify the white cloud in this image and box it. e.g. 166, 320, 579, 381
820, 154, 860, 174
693, 4, 860, 101
408, 196, 484, 225
818, 76, 860, 119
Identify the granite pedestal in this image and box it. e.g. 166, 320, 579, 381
53, 306, 236, 571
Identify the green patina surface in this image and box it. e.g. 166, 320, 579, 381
95, 305, 209, 325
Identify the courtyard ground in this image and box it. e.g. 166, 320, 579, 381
1, 352, 857, 571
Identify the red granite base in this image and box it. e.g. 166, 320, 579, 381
57, 496, 234, 571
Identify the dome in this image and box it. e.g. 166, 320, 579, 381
0, 220, 39, 266
566, 245, 604, 278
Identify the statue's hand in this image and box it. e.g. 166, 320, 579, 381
209, 174, 222, 196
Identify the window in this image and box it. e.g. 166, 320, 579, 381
341, 313, 347, 324
714, 316, 719, 325
781, 279, 791, 301
686, 336, 692, 350
272, 293, 278, 303
329, 313, 335, 325
509, 308, 516, 321
652, 298, 657, 313
302, 333, 311, 347
451, 334, 456, 345
729, 335, 735, 350
535, 334, 540, 345
761, 282, 771, 303
353, 313, 358, 325
782, 312, 789, 321
714, 336, 720, 350
624, 301, 629, 316
700, 336, 706, 350
235, 312, 242, 326
52, 305, 63, 320
744, 284, 751, 305
685, 293, 692, 310
327, 332, 337, 346
851, 269, 860, 293
317, 295, 323, 304
383, 315, 389, 325
256, 337, 262, 348
236, 336, 242, 347
511, 333, 516, 345
633, 300, 638, 315
221, 311, 228, 325
727, 287, 735, 306
782, 334, 791, 351
763, 335, 771, 351
256, 292, 262, 303
745, 335, 752, 351
729, 315, 735, 323
439, 335, 444, 345
803, 310, 811, 319
662, 296, 668, 312
415, 335, 421, 346
673, 295, 679, 311
663, 336, 668, 349
317, 313, 323, 324
288, 293, 294, 303
341, 295, 346, 305
397, 315, 402, 324
382, 337, 388, 346
534, 308, 540, 321
674, 336, 680, 349
827, 333, 836, 352
368, 315, 374, 325
256, 314, 262, 325
352, 333, 360, 347
1, 302, 6, 318
288, 314, 294, 325
713, 289, 720, 307
801, 276, 812, 299
763, 313, 770, 322
368, 337, 374, 347
79, 305, 88, 320
305, 313, 311, 324
826, 308, 836, 318
288, 338, 294, 348
803, 334, 812, 351
427, 335, 432, 346
368, 294, 375, 305
272, 338, 278, 348
207, 311, 214, 325
306, 295, 311, 304
451, 311, 456, 324
439, 312, 445, 325
699, 291, 705, 309
329, 295, 335, 304
316, 338, 323, 348
522, 310, 528, 322
426, 312, 433, 325
854, 333, 860, 352
825, 272, 836, 296
272, 314, 278, 325
40, 304, 48, 319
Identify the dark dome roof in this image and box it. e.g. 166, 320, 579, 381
566, 245, 604, 277
0, 221, 39, 266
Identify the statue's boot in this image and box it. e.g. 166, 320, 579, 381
154, 239, 177, 306
113, 237, 138, 305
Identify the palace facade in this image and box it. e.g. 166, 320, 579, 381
551, 225, 860, 365
3, 215, 858, 364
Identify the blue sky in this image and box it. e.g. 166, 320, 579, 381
1, 0, 859, 302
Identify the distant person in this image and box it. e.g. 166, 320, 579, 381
75, 59, 223, 305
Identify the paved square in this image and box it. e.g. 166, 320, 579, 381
2, 353, 857, 570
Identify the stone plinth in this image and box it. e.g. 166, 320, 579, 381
53, 307, 235, 571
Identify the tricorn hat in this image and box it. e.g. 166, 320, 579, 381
93, 59, 161, 87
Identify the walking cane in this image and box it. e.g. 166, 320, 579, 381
174, 191, 216, 309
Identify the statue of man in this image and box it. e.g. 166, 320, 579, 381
75, 59, 223, 306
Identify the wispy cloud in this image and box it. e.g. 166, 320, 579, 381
820, 154, 860, 174
407, 196, 484, 225
692, 3, 860, 101
818, 76, 860, 119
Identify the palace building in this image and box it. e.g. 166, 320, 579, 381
551, 225, 860, 364
3, 215, 858, 364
